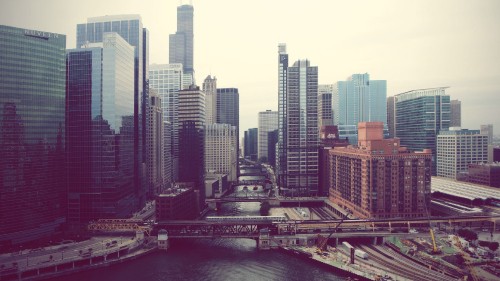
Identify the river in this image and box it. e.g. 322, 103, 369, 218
51, 183, 346, 281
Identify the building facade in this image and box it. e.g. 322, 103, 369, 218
480, 124, 493, 145
387, 96, 396, 138
329, 122, 432, 219
258, 110, 278, 162
394, 87, 450, 175
205, 124, 237, 182
318, 84, 333, 127
149, 63, 183, 181
178, 85, 205, 210
202, 75, 217, 125
437, 129, 488, 180
450, 99, 461, 127
77, 14, 149, 207
156, 186, 196, 221
244, 128, 258, 161
276, 43, 288, 191
66, 32, 136, 227
0, 25, 66, 245
267, 130, 279, 168
332, 73, 387, 127
318, 126, 349, 196
169, 5, 194, 80
466, 163, 500, 188
283, 60, 319, 196
216, 88, 240, 169
146, 90, 164, 198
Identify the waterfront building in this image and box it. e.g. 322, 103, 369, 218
205, 173, 229, 197
169, 5, 194, 81
480, 124, 493, 145
258, 110, 278, 162
146, 90, 165, 197
332, 73, 387, 127
178, 85, 205, 210
205, 124, 237, 182
437, 129, 488, 180
77, 14, 150, 207
318, 84, 333, 127
216, 88, 240, 168
466, 163, 500, 188
386, 96, 396, 138
329, 122, 432, 219
156, 185, 196, 220
394, 87, 450, 175
244, 128, 258, 161
450, 99, 461, 127
0, 25, 66, 245
276, 43, 288, 192
149, 63, 183, 181
202, 75, 217, 125
282, 60, 319, 196
66, 32, 136, 227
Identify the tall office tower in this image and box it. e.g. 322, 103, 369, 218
0, 25, 66, 245
66, 33, 135, 227
450, 100, 461, 127
387, 96, 396, 138
202, 75, 217, 125
267, 130, 279, 168
244, 128, 258, 161
333, 73, 387, 126
169, 5, 194, 80
258, 110, 278, 161
77, 14, 149, 207
178, 85, 205, 210
205, 124, 238, 181
276, 43, 288, 190
163, 121, 173, 188
146, 90, 164, 198
149, 64, 183, 181
216, 88, 240, 168
284, 60, 319, 196
329, 122, 432, 219
480, 124, 494, 145
437, 128, 488, 180
318, 84, 334, 127
395, 87, 450, 175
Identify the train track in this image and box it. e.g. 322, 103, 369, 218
357, 244, 457, 281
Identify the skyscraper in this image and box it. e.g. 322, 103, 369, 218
178, 85, 205, 210
202, 75, 217, 125
386, 96, 396, 138
1, 25, 66, 245
244, 128, 258, 161
318, 84, 333, 127
283, 60, 319, 196
450, 99, 461, 127
149, 64, 183, 181
437, 128, 488, 180
77, 14, 149, 207
258, 110, 278, 162
66, 32, 135, 226
277, 43, 288, 190
332, 73, 387, 126
146, 90, 164, 198
205, 124, 238, 181
480, 124, 494, 145
216, 88, 240, 169
395, 87, 450, 175
170, 5, 194, 80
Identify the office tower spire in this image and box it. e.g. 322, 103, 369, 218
170, 4, 194, 81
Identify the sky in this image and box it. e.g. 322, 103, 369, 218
1, 0, 499, 137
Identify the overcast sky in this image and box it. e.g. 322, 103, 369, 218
1, 0, 499, 136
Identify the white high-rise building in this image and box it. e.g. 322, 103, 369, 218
258, 110, 278, 161
202, 75, 217, 125
437, 128, 488, 179
149, 63, 183, 181
205, 124, 237, 181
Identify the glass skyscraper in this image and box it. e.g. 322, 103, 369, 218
395, 87, 450, 175
258, 110, 278, 161
170, 5, 194, 79
216, 88, 240, 169
66, 33, 135, 227
0, 25, 66, 245
277, 43, 288, 190
77, 15, 149, 206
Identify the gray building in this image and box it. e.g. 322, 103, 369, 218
258, 110, 278, 162
146, 90, 164, 198
77, 14, 150, 207
450, 99, 461, 127
244, 128, 258, 161
169, 5, 194, 80
480, 124, 493, 145
0, 25, 66, 245
202, 75, 217, 125
277, 43, 288, 190
318, 84, 333, 127
387, 96, 396, 138
217, 88, 240, 166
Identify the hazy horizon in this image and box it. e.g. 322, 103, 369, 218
1, 0, 499, 137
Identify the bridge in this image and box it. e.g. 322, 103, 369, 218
205, 196, 327, 209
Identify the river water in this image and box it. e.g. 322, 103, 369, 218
51, 183, 345, 281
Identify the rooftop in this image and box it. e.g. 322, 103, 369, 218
431, 177, 500, 200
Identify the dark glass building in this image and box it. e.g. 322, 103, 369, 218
66, 33, 135, 229
77, 15, 149, 207
0, 25, 66, 246
217, 88, 240, 170
244, 128, 258, 161
267, 129, 278, 168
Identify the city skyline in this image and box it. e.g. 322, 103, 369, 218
1, 0, 499, 136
